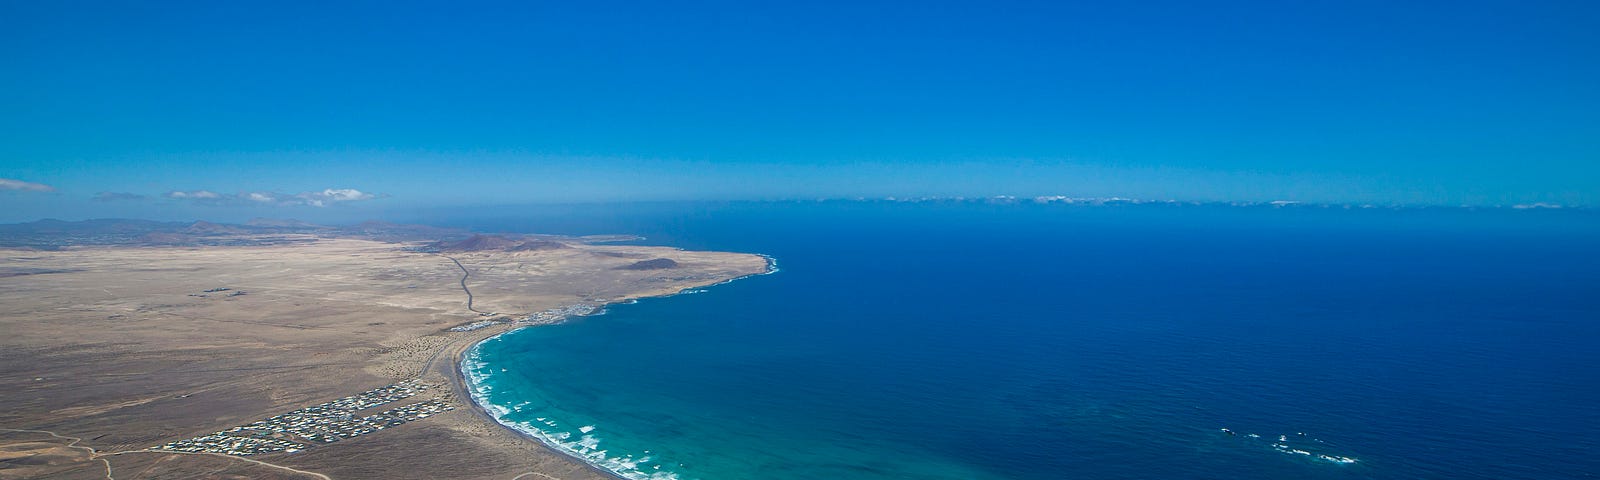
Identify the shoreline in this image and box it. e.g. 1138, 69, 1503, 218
452, 337, 628, 480
441, 326, 629, 480
447, 254, 778, 480
0, 234, 775, 479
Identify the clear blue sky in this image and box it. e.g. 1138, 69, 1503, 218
2, 0, 1597, 221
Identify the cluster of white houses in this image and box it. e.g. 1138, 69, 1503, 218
157, 380, 454, 456
158, 433, 307, 456
449, 319, 504, 332
449, 304, 603, 332
524, 303, 599, 323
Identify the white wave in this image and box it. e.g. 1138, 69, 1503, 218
695, 253, 781, 290
449, 258, 783, 480
1247, 430, 1359, 466
461, 345, 689, 480
577, 435, 601, 450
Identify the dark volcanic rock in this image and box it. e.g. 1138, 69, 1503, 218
618, 258, 678, 270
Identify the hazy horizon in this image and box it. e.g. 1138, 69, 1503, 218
6, 3, 1599, 479
5, 1, 1598, 219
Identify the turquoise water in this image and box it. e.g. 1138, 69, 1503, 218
457, 202, 1600, 479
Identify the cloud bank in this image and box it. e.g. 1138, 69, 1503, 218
0, 178, 55, 192
163, 188, 385, 207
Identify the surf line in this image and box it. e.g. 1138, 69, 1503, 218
457, 253, 781, 480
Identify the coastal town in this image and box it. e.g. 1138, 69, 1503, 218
450, 303, 601, 332
156, 380, 453, 456
157, 291, 620, 457
448, 319, 504, 332
1, 220, 772, 479
525, 303, 599, 323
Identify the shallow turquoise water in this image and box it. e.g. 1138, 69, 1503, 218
460, 202, 1600, 479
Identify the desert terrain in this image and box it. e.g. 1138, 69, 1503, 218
0, 233, 769, 479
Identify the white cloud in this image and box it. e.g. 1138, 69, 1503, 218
166, 190, 223, 199
164, 188, 385, 207
0, 178, 55, 192
293, 188, 378, 207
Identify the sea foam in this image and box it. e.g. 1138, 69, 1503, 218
464, 340, 688, 480
458, 254, 782, 480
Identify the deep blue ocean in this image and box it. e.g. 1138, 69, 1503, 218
438, 202, 1600, 480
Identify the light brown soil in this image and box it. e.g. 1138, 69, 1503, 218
0, 236, 769, 479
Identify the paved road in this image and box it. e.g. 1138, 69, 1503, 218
444, 255, 487, 314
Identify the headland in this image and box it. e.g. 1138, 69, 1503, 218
0, 220, 769, 479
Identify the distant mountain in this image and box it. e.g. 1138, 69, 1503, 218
509, 239, 569, 251
436, 234, 522, 252
0, 218, 443, 248
0, 218, 185, 235
617, 258, 678, 270
344, 221, 464, 240
433, 234, 569, 252
0, 218, 585, 250
245, 218, 328, 229
183, 221, 252, 235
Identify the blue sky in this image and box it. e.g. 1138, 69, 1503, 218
2, 0, 1597, 221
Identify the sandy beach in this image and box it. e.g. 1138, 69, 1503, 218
445, 254, 776, 480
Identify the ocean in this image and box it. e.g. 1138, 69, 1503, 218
441, 201, 1600, 479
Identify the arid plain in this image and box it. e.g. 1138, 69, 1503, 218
0, 234, 769, 479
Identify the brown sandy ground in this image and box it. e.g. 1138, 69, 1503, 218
0, 236, 769, 479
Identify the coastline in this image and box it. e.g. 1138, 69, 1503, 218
448, 254, 778, 480
452, 338, 628, 480
441, 325, 630, 480
0, 234, 775, 479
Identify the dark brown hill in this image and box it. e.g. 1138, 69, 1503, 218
617, 258, 679, 270
509, 239, 569, 251
435, 234, 523, 252
245, 218, 327, 229
434, 234, 571, 252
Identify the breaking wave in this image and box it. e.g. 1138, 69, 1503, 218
465, 344, 686, 480
1220, 429, 1359, 465
458, 254, 779, 480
